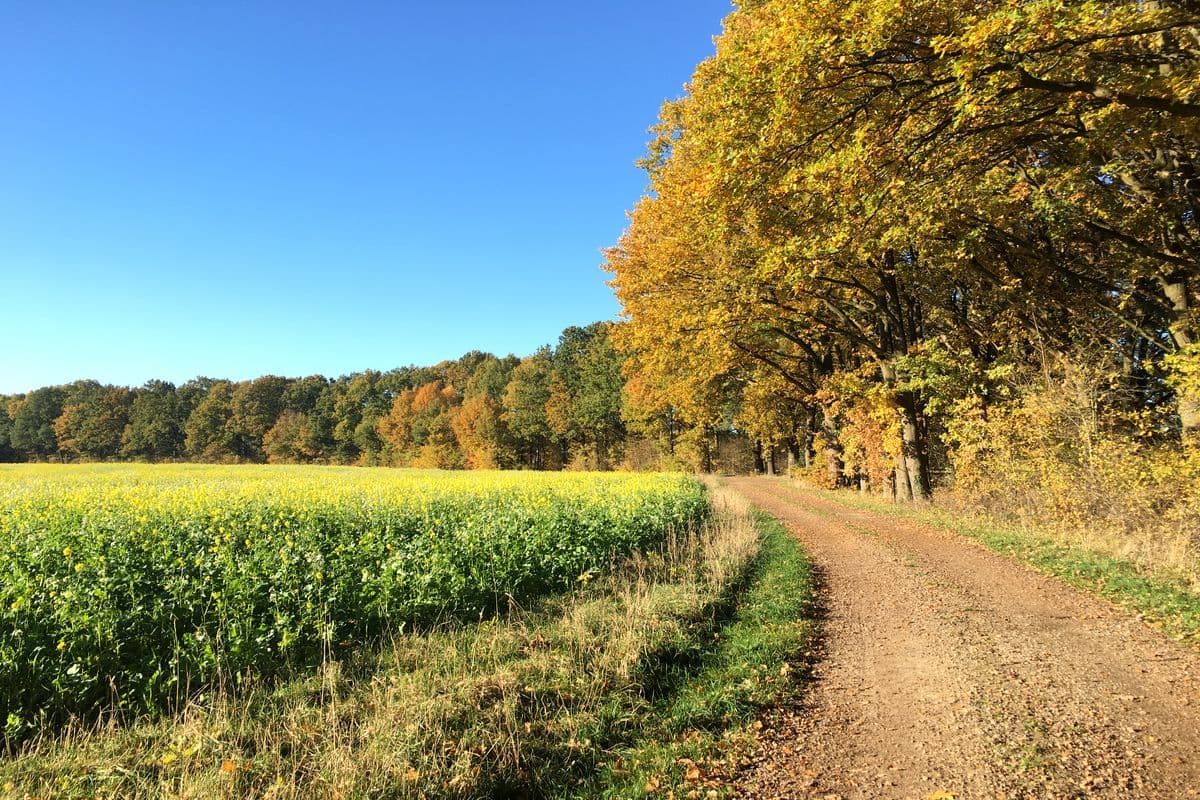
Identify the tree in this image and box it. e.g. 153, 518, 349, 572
9, 387, 66, 460
607, 0, 1200, 494
227, 376, 288, 461
0, 401, 16, 462
379, 387, 416, 463
379, 380, 465, 467
329, 372, 392, 464
268, 373, 334, 462
450, 393, 512, 469
573, 327, 626, 469
502, 348, 556, 469
410, 381, 463, 467
262, 410, 322, 463
54, 385, 131, 461
184, 382, 235, 461
122, 380, 184, 460
543, 323, 628, 468
464, 354, 518, 402
282, 375, 329, 414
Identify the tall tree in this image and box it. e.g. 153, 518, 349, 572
122, 380, 184, 460
184, 382, 235, 461
227, 376, 288, 461
54, 384, 132, 461
450, 393, 512, 469
262, 410, 323, 463
503, 348, 557, 469
573, 327, 627, 469
9, 387, 66, 460
0, 401, 17, 462
330, 371, 393, 464
608, 0, 1200, 495
545, 323, 628, 468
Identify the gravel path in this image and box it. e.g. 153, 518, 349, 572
726, 477, 1200, 800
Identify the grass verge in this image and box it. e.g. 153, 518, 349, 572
0, 488, 815, 799
590, 508, 815, 799
786, 481, 1200, 644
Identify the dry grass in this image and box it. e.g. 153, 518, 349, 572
945, 451, 1200, 592
945, 372, 1200, 591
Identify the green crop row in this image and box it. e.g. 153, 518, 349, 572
0, 465, 707, 736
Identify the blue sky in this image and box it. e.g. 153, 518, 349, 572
0, 2, 730, 395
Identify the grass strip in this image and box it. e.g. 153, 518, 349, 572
792, 483, 1200, 644
586, 510, 817, 799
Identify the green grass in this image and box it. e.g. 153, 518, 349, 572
788, 482, 1200, 645
589, 510, 817, 799
958, 519, 1200, 642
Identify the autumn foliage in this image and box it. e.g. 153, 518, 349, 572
0, 324, 653, 472
606, 0, 1200, 504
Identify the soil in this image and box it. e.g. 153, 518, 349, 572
725, 476, 1200, 800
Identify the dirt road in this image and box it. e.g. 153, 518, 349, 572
726, 477, 1200, 800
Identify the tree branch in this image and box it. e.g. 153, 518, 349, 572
1016, 68, 1200, 117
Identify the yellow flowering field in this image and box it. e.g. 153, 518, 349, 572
0, 464, 706, 736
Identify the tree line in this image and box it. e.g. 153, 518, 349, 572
0, 324, 642, 470
605, 0, 1200, 501
7, 0, 1197, 499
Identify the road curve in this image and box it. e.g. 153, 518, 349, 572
726, 476, 1200, 800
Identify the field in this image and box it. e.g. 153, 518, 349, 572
0, 470, 816, 800
0, 464, 707, 736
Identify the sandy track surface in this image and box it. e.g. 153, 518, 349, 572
726, 477, 1199, 800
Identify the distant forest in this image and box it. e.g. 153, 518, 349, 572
0, 322, 691, 471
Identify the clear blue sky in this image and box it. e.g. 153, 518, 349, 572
0, 2, 730, 395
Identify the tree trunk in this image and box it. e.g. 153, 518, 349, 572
1162, 274, 1200, 445
880, 360, 932, 501
894, 455, 913, 502
766, 446, 776, 475
898, 390, 931, 500
803, 408, 816, 468
821, 412, 843, 487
